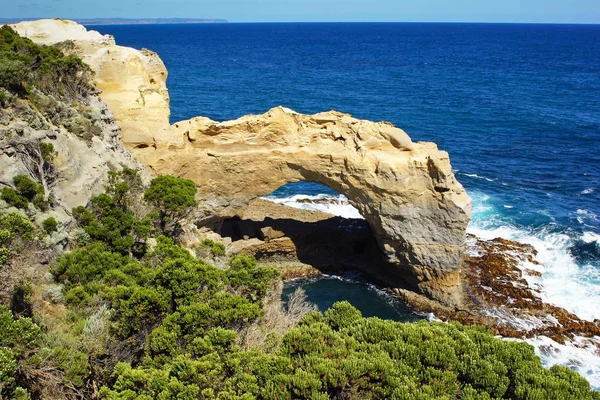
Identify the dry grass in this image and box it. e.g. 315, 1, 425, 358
241, 280, 317, 351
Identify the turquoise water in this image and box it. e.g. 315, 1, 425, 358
283, 275, 422, 322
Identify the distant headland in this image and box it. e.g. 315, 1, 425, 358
0, 17, 228, 25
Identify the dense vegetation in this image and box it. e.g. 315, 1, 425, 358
0, 168, 597, 399
0, 25, 91, 102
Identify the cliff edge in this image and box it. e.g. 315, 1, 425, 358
11, 19, 472, 305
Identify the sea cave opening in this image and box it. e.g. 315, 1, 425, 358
218, 181, 381, 271
216, 181, 419, 320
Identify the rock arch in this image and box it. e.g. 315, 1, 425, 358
137, 107, 472, 305
9, 20, 471, 304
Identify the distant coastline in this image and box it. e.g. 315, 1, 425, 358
0, 18, 228, 25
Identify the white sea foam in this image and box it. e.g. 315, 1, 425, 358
263, 194, 364, 219
526, 335, 600, 390
581, 188, 595, 195
467, 224, 600, 322
582, 231, 600, 244
463, 173, 495, 182
577, 209, 599, 224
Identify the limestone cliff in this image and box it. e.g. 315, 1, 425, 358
11, 19, 171, 148
0, 86, 148, 235
11, 19, 472, 305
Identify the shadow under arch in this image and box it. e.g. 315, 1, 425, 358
218, 181, 411, 289
147, 108, 471, 304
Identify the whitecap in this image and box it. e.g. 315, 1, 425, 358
582, 231, 600, 244
463, 173, 495, 182
263, 193, 364, 219
581, 188, 594, 195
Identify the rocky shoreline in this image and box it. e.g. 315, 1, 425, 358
5, 18, 598, 379
198, 198, 600, 351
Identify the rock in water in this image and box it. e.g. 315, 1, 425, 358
12, 19, 472, 306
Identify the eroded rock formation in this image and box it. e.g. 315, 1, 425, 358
144, 108, 472, 304
11, 19, 472, 305
12, 19, 171, 148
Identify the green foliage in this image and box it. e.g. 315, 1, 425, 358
13, 175, 39, 200
144, 175, 197, 233
1, 175, 46, 210
1, 187, 28, 209
0, 25, 91, 99
72, 169, 149, 255
227, 255, 279, 302
102, 303, 600, 400
39, 142, 55, 161
203, 238, 226, 257
42, 216, 58, 234
0, 306, 40, 398
0, 212, 34, 266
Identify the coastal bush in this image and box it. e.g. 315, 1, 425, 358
1, 175, 47, 210
72, 169, 151, 255
1, 187, 28, 209
203, 238, 227, 256
0, 212, 34, 266
42, 216, 58, 234
0, 305, 40, 399
101, 303, 600, 400
144, 175, 197, 233
0, 25, 92, 100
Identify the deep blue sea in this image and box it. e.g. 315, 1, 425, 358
89, 23, 600, 385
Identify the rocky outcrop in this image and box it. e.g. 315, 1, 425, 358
11, 19, 472, 305
140, 107, 472, 304
12, 19, 171, 148
0, 88, 148, 231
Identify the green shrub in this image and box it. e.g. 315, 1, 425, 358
203, 238, 226, 257
42, 216, 58, 234
13, 175, 39, 201
0, 305, 40, 398
0, 212, 34, 266
0, 59, 27, 89
1, 187, 28, 209
226, 255, 279, 302
0, 25, 92, 99
100, 303, 600, 400
39, 142, 54, 161
144, 175, 197, 233
2, 175, 46, 210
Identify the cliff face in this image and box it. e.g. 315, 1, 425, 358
11, 19, 171, 148
11, 19, 472, 305
0, 88, 147, 232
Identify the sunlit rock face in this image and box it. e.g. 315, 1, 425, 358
13, 19, 472, 305
12, 19, 171, 148
142, 107, 472, 305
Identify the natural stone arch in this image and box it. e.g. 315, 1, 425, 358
137, 107, 472, 305
9, 20, 471, 304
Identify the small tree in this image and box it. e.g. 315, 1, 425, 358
143, 176, 197, 234
42, 217, 58, 234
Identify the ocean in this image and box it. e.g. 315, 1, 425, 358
89, 22, 600, 386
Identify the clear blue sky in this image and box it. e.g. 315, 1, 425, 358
3, 0, 600, 23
